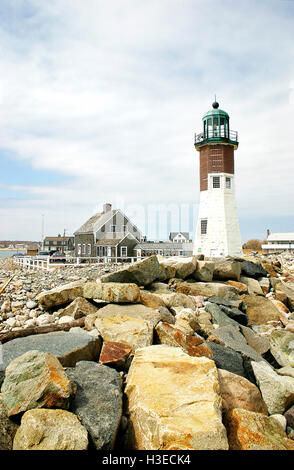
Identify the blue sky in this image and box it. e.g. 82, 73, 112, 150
0, 0, 293, 242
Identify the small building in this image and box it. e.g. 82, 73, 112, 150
262, 232, 294, 254
43, 235, 75, 253
169, 232, 191, 243
74, 203, 142, 258
134, 240, 193, 257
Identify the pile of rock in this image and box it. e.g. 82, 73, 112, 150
1, 253, 294, 450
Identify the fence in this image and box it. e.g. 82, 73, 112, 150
13, 255, 139, 272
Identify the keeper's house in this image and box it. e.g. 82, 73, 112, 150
262, 232, 294, 254
74, 203, 142, 258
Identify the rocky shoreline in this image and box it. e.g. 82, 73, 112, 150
1, 253, 294, 450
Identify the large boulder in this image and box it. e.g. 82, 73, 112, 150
213, 260, 241, 282
224, 408, 294, 450
124, 345, 228, 450
217, 369, 268, 415
0, 331, 101, 385
172, 280, 239, 300
193, 261, 215, 282
205, 302, 241, 328
100, 255, 163, 286
157, 256, 198, 280
241, 260, 268, 279
59, 297, 98, 319
1, 351, 74, 417
13, 409, 89, 450
83, 281, 140, 303
66, 361, 122, 450
155, 322, 213, 359
139, 290, 166, 309
251, 360, 294, 414
36, 281, 84, 308
156, 292, 197, 310
241, 295, 281, 326
0, 394, 19, 450
269, 330, 294, 367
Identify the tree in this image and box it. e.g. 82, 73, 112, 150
242, 239, 263, 251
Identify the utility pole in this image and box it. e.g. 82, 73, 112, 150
41, 214, 45, 250
62, 229, 67, 254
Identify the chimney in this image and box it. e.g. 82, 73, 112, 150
103, 203, 112, 213
266, 229, 270, 238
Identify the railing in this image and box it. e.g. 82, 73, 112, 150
195, 129, 238, 144
13, 255, 140, 272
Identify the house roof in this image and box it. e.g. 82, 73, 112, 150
44, 236, 73, 241
169, 232, 190, 239
74, 210, 117, 234
268, 232, 294, 241
95, 238, 123, 247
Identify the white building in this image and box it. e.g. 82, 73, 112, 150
193, 101, 243, 257
262, 232, 294, 254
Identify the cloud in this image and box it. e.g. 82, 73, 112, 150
0, 0, 293, 241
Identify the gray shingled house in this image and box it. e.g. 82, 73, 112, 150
74, 203, 142, 259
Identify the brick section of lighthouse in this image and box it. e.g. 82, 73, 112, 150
199, 145, 235, 191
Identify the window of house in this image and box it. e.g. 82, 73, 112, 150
82, 244, 86, 254
120, 246, 127, 257
201, 219, 208, 235
78, 244, 81, 255
88, 244, 91, 255
122, 225, 127, 232
212, 176, 221, 188
111, 225, 116, 233
226, 177, 231, 189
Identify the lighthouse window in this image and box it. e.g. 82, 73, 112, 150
212, 176, 221, 188
200, 219, 208, 235
226, 177, 231, 189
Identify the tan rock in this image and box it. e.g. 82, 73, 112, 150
241, 295, 281, 326
158, 256, 198, 280
217, 369, 268, 415
239, 325, 270, 355
224, 408, 294, 450
36, 281, 84, 308
83, 281, 140, 303
193, 261, 215, 282
240, 276, 264, 296
271, 299, 290, 314
172, 280, 239, 300
95, 315, 153, 352
226, 280, 248, 294
175, 308, 200, 331
59, 297, 98, 319
13, 409, 88, 450
139, 290, 166, 309
258, 277, 271, 295
155, 322, 213, 359
124, 345, 229, 450
157, 292, 197, 310
213, 260, 241, 282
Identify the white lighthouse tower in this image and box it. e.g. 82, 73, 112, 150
193, 100, 242, 257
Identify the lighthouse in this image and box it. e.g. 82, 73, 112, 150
193, 100, 242, 257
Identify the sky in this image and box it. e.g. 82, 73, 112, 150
0, 0, 293, 243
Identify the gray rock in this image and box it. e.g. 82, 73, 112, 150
239, 325, 270, 355
219, 305, 248, 326
0, 393, 19, 450
0, 332, 101, 386
205, 302, 240, 328
206, 342, 248, 379
66, 361, 122, 450
241, 260, 268, 279
211, 325, 265, 363
269, 330, 294, 368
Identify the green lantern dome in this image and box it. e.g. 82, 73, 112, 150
194, 100, 238, 150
